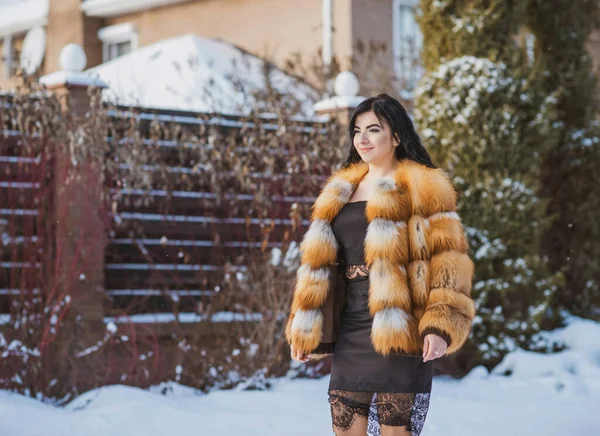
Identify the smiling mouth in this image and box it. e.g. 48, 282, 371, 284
359, 148, 373, 153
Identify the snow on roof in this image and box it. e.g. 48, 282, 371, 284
86, 34, 319, 116
81, 0, 189, 18
0, 0, 48, 38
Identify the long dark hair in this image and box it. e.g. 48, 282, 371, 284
342, 93, 436, 169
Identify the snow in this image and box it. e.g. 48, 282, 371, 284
85, 34, 318, 115
81, 0, 188, 18
416, 56, 512, 127
39, 70, 107, 89
0, 0, 48, 38
1, 316, 599, 435
103, 311, 263, 324
313, 95, 366, 113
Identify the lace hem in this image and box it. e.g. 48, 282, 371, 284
328, 390, 431, 436
329, 374, 432, 394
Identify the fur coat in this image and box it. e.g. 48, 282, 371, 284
285, 159, 476, 357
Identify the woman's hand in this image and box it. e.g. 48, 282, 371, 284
290, 343, 310, 362
422, 334, 448, 362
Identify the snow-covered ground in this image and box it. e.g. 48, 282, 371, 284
1, 317, 599, 436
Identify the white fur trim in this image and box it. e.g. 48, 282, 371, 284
301, 219, 337, 251
372, 308, 410, 334
291, 309, 323, 334
427, 211, 461, 222
365, 218, 398, 249
396, 221, 407, 229
327, 178, 354, 203
369, 259, 408, 306
398, 265, 407, 275
296, 264, 330, 282
376, 177, 396, 192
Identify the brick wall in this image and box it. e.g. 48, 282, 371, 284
101, 0, 343, 71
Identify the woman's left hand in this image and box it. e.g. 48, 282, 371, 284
422, 334, 448, 362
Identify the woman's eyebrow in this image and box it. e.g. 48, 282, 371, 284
354, 123, 382, 130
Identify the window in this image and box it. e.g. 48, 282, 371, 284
98, 23, 138, 62
525, 33, 535, 65
515, 27, 536, 66
392, 0, 423, 95
2, 35, 14, 78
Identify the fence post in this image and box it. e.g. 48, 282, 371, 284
39, 44, 109, 396
313, 71, 365, 124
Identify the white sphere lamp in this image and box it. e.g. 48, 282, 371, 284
59, 43, 87, 72
334, 71, 360, 97
312, 70, 364, 115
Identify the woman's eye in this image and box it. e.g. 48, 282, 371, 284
369, 128, 380, 133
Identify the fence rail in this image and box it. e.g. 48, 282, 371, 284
1, 100, 327, 328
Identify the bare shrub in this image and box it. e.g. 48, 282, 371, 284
1, 43, 384, 398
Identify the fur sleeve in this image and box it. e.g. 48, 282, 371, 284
417, 176, 476, 355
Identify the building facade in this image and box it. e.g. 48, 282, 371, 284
2, 0, 599, 103
0, 0, 426, 97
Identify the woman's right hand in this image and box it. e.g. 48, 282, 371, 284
290, 343, 309, 362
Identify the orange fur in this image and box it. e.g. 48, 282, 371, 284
337, 161, 369, 185
299, 224, 337, 269
311, 190, 347, 222
427, 215, 469, 257
408, 260, 430, 311
418, 288, 476, 354
364, 220, 408, 266
311, 162, 367, 221
430, 251, 474, 295
425, 287, 476, 316
413, 307, 425, 320
368, 260, 412, 315
396, 224, 410, 265
371, 313, 421, 356
285, 314, 293, 342
287, 159, 475, 357
289, 317, 323, 352
293, 269, 330, 310
397, 160, 457, 216
365, 189, 411, 222
408, 215, 430, 261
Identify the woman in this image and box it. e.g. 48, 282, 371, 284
285, 94, 475, 436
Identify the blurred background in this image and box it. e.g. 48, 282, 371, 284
1, 0, 599, 435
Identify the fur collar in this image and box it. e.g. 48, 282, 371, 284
300, 159, 457, 269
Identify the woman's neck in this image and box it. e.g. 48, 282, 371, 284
366, 158, 399, 180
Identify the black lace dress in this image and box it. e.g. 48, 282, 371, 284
328, 201, 432, 435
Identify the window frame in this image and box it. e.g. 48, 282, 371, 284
1, 34, 14, 78
392, 0, 423, 97
98, 22, 138, 63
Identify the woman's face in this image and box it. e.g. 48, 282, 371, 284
352, 111, 397, 165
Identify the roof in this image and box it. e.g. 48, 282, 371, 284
81, 0, 188, 18
0, 0, 187, 37
0, 0, 48, 38
85, 34, 319, 115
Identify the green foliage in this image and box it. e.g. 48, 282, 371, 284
418, 0, 527, 71
415, 0, 565, 369
527, 0, 600, 318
